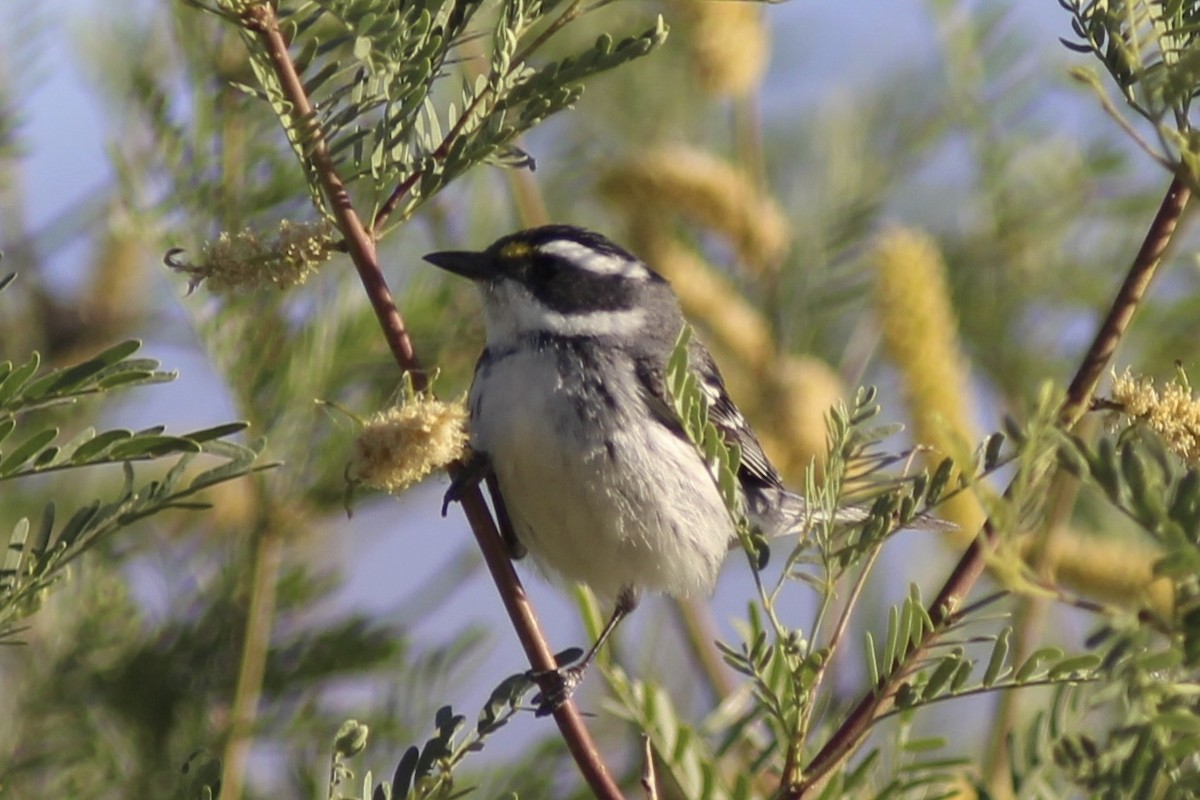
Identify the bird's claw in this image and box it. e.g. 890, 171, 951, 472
528, 663, 588, 717
440, 481, 466, 516
442, 449, 490, 517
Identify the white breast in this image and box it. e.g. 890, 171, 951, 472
468, 347, 735, 600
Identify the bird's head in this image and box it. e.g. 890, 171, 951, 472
424, 225, 680, 348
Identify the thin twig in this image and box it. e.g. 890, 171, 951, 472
241, 4, 417, 376
783, 551, 871, 792
221, 512, 284, 800
239, 6, 623, 797
790, 172, 1192, 798
1075, 72, 1173, 172
371, 0, 586, 235
641, 735, 659, 800
873, 673, 1101, 724
460, 478, 624, 797
799, 543, 883, 730
1060, 175, 1191, 425
672, 598, 737, 701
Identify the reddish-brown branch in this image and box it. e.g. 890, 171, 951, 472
789, 173, 1192, 798
370, 58, 492, 234
1059, 174, 1191, 426
242, 4, 417, 376
240, 6, 623, 798
456, 487, 624, 797
372, 171, 422, 240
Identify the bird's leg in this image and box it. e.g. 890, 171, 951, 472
444, 449, 526, 560
531, 587, 639, 716
442, 449, 525, 559
572, 588, 637, 672
485, 471, 526, 560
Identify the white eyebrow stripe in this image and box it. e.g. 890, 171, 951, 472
538, 239, 649, 279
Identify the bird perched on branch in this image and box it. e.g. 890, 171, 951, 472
428, 225, 866, 710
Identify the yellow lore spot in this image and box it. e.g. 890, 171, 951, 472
499, 241, 533, 261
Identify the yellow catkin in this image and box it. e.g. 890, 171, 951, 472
599, 147, 790, 274
1018, 528, 1173, 617
1111, 368, 1200, 464
872, 227, 985, 537
176, 218, 337, 294
673, 0, 769, 98
349, 396, 469, 493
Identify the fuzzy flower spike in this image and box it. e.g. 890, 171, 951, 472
166, 218, 337, 295
1111, 367, 1200, 464
348, 394, 470, 493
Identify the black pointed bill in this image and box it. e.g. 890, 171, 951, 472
423, 250, 493, 281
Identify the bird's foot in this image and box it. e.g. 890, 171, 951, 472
442, 448, 490, 516
527, 646, 587, 717
526, 591, 638, 716
529, 664, 588, 717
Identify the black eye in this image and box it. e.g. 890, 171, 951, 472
527, 254, 558, 285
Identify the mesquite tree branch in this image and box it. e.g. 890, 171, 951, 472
238, 6, 624, 797
790, 172, 1192, 798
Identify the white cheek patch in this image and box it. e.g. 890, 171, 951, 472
482, 281, 646, 344
541, 307, 647, 337
539, 240, 650, 280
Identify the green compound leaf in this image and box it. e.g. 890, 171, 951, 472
0, 427, 59, 477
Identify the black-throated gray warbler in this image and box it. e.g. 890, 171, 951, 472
427, 225, 849, 707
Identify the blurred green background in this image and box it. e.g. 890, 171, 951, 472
1, 1, 1196, 797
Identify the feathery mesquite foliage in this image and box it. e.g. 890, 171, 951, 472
9, 1, 1200, 799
